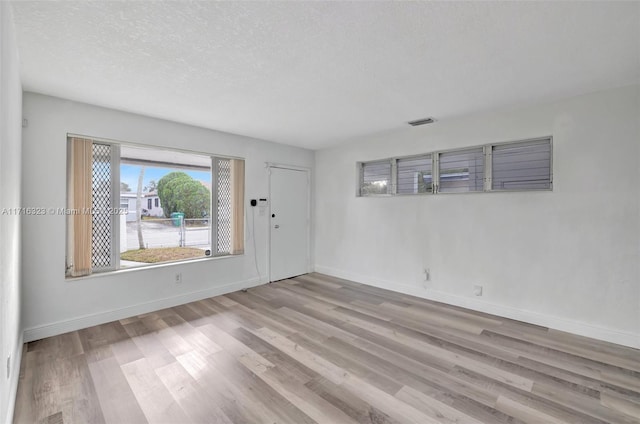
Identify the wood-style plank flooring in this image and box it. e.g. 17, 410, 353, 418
14, 273, 640, 423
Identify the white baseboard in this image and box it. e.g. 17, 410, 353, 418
23, 277, 266, 343
314, 265, 640, 349
5, 332, 23, 424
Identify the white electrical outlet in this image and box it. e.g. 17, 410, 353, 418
175, 273, 182, 284
424, 268, 430, 281
473, 285, 483, 296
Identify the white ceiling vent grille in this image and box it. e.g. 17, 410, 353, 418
408, 118, 435, 126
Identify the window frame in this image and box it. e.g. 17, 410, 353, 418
357, 159, 394, 197
356, 136, 552, 197
394, 153, 434, 196
488, 137, 553, 192
435, 145, 486, 195
65, 133, 245, 278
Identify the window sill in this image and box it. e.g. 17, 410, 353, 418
357, 188, 553, 198
65, 253, 243, 281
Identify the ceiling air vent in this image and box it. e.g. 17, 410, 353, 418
408, 117, 435, 126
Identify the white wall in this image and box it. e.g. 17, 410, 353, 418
21, 92, 314, 341
0, 2, 23, 423
315, 85, 640, 348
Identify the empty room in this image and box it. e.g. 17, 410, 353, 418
1, 1, 639, 423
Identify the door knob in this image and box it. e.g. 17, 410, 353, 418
274, 224, 280, 229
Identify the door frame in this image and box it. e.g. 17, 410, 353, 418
266, 162, 312, 282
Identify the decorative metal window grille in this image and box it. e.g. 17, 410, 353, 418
91, 143, 113, 269
216, 158, 232, 254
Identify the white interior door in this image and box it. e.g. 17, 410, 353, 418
269, 167, 309, 281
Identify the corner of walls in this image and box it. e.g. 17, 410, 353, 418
1, 2, 24, 423
4, 334, 23, 424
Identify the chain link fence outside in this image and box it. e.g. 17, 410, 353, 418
124, 218, 210, 251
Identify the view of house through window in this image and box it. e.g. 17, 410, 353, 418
118, 144, 213, 268
66, 137, 245, 277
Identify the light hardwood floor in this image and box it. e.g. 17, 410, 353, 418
14, 273, 640, 424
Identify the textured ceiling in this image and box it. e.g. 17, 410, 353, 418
9, 1, 640, 149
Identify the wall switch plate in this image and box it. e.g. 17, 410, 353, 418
473, 285, 483, 296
